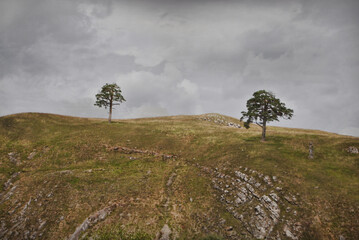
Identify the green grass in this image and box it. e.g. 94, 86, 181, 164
83, 224, 152, 240
0, 112, 358, 239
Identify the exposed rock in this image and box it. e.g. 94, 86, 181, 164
236, 189, 247, 204
269, 192, 279, 202
293, 222, 301, 232
284, 195, 297, 205
199, 114, 241, 129
347, 146, 358, 154
162, 155, 173, 160
246, 183, 260, 199
248, 176, 257, 185
227, 122, 241, 128
166, 173, 177, 187
38, 219, 46, 230
261, 195, 280, 220
0, 185, 17, 203
254, 205, 265, 216
283, 225, 297, 240
263, 176, 272, 186
68, 203, 118, 240
225, 226, 237, 237
58, 170, 73, 174
234, 197, 242, 205
20, 198, 32, 216
226, 226, 233, 231
219, 218, 226, 225
8, 152, 20, 165
250, 205, 273, 239
203, 165, 302, 240
3, 172, 20, 190
106, 145, 177, 159
27, 151, 37, 160
158, 224, 172, 240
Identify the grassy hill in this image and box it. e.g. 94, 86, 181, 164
0, 113, 358, 240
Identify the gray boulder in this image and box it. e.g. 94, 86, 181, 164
347, 146, 358, 154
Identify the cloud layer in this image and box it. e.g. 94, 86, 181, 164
1, 0, 358, 136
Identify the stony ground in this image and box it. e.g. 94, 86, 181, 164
0, 113, 358, 239
200, 165, 302, 239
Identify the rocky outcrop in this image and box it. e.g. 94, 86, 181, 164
347, 146, 358, 154
199, 114, 241, 129
68, 203, 118, 240
0, 186, 17, 204
0, 195, 39, 239
3, 172, 20, 191
0, 172, 20, 206
201, 165, 302, 239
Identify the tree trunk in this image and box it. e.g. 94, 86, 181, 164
262, 103, 268, 141
261, 120, 266, 141
108, 100, 112, 123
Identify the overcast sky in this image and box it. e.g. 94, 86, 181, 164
1, 0, 358, 136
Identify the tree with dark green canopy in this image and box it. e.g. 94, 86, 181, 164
240, 90, 293, 141
95, 83, 126, 123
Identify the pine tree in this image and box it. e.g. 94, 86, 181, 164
240, 90, 293, 141
95, 83, 126, 123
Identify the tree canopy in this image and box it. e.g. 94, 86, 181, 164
240, 90, 293, 141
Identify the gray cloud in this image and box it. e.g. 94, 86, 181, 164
0, 0, 358, 136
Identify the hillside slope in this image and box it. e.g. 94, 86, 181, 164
0, 113, 358, 240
